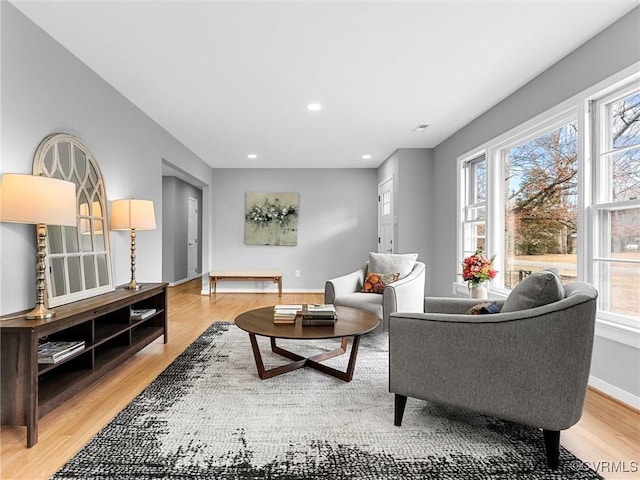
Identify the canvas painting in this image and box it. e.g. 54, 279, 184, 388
245, 192, 299, 246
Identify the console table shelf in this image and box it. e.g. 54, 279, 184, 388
0, 283, 168, 447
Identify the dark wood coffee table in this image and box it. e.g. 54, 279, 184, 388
234, 305, 380, 382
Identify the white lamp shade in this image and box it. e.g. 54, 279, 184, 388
0, 173, 77, 226
110, 199, 156, 230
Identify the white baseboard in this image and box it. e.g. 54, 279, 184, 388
200, 287, 324, 296
168, 275, 202, 287
589, 375, 640, 410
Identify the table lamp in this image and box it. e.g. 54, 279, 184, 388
0, 173, 77, 319
110, 198, 156, 290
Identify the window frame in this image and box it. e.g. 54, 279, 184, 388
457, 109, 578, 294
460, 153, 487, 259
590, 83, 640, 329
455, 63, 640, 344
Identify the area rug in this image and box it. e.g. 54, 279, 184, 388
52, 323, 602, 479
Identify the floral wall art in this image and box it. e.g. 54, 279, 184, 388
244, 192, 299, 246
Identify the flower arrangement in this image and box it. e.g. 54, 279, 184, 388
245, 198, 297, 227
461, 247, 497, 287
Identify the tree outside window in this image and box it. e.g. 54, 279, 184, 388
504, 123, 578, 288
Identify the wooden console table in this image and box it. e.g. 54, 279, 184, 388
0, 283, 168, 447
209, 270, 282, 296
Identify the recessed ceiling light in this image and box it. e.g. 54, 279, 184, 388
412, 124, 430, 132
307, 103, 322, 111
362, 154, 372, 160
247, 154, 257, 159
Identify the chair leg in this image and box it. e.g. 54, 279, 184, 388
394, 394, 407, 426
543, 429, 560, 469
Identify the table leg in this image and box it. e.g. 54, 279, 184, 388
249, 333, 307, 379
247, 335, 360, 382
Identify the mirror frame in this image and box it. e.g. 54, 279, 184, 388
33, 133, 115, 307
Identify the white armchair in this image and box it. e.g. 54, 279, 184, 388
324, 253, 426, 331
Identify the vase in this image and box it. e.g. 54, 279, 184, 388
469, 283, 488, 300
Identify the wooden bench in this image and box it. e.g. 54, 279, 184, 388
209, 270, 282, 296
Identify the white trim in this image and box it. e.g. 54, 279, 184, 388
589, 375, 640, 410
168, 276, 202, 287
595, 318, 640, 348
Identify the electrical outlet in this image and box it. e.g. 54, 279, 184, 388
295, 269, 301, 278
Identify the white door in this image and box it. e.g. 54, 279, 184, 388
187, 197, 198, 278
378, 177, 394, 253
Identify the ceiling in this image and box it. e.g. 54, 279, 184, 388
10, 1, 639, 169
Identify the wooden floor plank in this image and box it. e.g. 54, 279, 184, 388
1, 279, 638, 479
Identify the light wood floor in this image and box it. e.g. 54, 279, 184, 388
1, 279, 638, 479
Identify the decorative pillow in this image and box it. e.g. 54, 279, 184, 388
361, 272, 399, 294
501, 269, 564, 313
467, 302, 500, 315
368, 252, 418, 280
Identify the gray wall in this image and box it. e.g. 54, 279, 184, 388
0, 3, 213, 314
430, 8, 640, 403
211, 169, 378, 292
162, 176, 203, 284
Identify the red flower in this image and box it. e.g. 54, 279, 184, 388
460, 248, 497, 287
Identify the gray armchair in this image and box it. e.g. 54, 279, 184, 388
389, 278, 597, 469
325, 256, 425, 331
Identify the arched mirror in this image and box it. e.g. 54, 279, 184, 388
33, 133, 114, 307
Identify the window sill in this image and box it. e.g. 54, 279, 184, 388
450, 281, 640, 349
451, 281, 508, 300
595, 319, 640, 349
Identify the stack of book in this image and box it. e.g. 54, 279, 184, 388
273, 305, 302, 324
302, 304, 337, 326
37, 340, 85, 364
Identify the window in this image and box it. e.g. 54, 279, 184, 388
381, 191, 391, 216
592, 86, 640, 323
503, 122, 578, 288
457, 71, 639, 330
461, 154, 486, 258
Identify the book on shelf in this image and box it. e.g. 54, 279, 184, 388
37, 340, 85, 364
130, 308, 157, 320
273, 305, 302, 324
